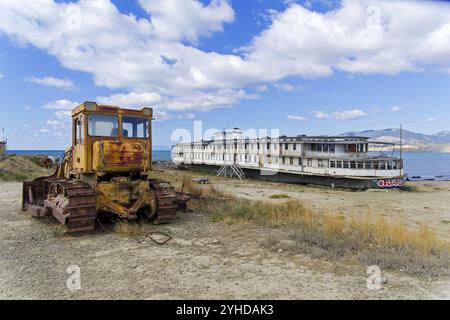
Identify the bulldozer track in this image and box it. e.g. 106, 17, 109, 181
150, 179, 179, 224
45, 180, 97, 233
24, 177, 188, 233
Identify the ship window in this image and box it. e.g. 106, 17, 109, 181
373, 162, 379, 170
285, 143, 288, 150
329, 144, 336, 153
336, 161, 343, 168
358, 162, 364, 169
380, 162, 386, 170
282, 157, 285, 165
323, 144, 329, 152
330, 161, 336, 168
122, 117, 149, 138
318, 159, 324, 167
293, 144, 297, 151
290, 157, 294, 165
350, 161, 357, 169
311, 144, 317, 152
88, 114, 119, 137
343, 161, 349, 169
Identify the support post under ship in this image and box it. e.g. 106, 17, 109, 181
172, 129, 405, 190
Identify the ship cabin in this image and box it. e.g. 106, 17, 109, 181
172, 129, 404, 178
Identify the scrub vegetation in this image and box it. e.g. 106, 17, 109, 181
0, 155, 53, 181
191, 196, 450, 277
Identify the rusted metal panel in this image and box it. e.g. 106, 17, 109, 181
92, 141, 149, 173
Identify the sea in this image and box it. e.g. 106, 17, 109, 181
6, 150, 450, 177
7, 150, 172, 162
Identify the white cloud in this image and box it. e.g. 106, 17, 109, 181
39, 128, 50, 133
256, 84, 268, 92
313, 111, 330, 119
26, 76, 76, 90
55, 110, 72, 119
139, 0, 234, 43
244, 0, 450, 78
43, 100, 77, 130
274, 82, 295, 93
332, 109, 368, 120
0, 73, 3, 79
97, 92, 162, 108
43, 99, 79, 110
287, 115, 307, 121
427, 117, 436, 123
46, 120, 63, 126
391, 105, 402, 112
178, 113, 196, 120
97, 89, 257, 117
154, 109, 174, 122
2, 0, 450, 116
163, 89, 258, 112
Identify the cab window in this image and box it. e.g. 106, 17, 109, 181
75, 117, 84, 145
88, 114, 119, 137
122, 116, 149, 138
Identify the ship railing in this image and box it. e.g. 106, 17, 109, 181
303, 152, 394, 159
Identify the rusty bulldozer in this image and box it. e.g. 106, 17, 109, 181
22, 101, 189, 233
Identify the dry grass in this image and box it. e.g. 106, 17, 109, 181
323, 213, 345, 235
191, 196, 450, 276
193, 197, 313, 227
269, 194, 291, 199
0, 155, 53, 181
180, 175, 226, 198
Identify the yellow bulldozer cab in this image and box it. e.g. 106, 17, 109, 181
70, 101, 153, 175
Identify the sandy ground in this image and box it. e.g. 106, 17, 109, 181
0, 181, 449, 300
213, 179, 450, 241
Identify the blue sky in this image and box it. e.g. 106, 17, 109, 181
0, 0, 449, 149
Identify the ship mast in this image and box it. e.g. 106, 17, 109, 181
400, 124, 403, 176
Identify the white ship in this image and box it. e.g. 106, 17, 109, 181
172, 128, 405, 189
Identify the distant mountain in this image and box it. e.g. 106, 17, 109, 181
344, 128, 450, 151
346, 128, 444, 144
431, 131, 450, 143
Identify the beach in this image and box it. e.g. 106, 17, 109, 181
0, 167, 449, 299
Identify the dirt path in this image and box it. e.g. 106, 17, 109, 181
0, 182, 449, 299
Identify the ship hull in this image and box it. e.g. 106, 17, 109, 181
178, 164, 405, 190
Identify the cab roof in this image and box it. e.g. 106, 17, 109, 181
72, 101, 153, 117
